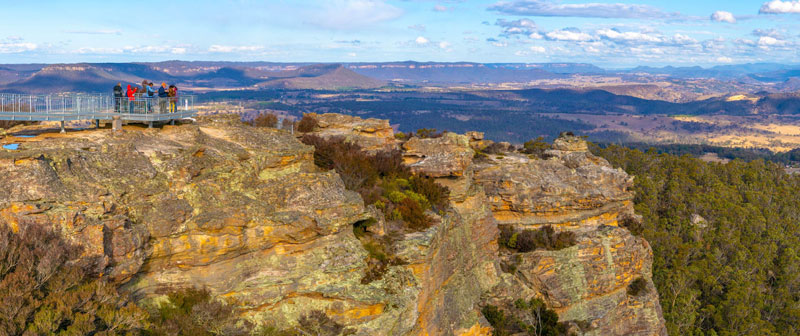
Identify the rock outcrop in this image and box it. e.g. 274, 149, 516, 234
306, 112, 398, 152
473, 136, 666, 336
0, 114, 666, 335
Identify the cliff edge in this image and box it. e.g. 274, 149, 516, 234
0, 114, 666, 335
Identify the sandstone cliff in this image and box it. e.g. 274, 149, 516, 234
0, 115, 665, 335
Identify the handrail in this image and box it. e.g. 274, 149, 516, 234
0, 93, 198, 130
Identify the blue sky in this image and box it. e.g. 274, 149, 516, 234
1, 0, 799, 67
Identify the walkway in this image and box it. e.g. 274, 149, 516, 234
0, 93, 197, 132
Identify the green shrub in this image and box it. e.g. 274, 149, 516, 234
482, 305, 511, 336
297, 114, 319, 132
300, 135, 447, 233
414, 128, 443, 139
251, 112, 278, 128
516, 226, 577, 252
521, 136, 549, 158
387, 190, 407, 204
501, 226, 577, 252
398, 198, 432, 231
409, 176, 449, 210
481, 299, 569, 336
146, 287, 251, 336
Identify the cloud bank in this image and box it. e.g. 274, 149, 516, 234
488, 0, 675, 19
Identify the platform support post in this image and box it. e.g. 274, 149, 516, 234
170, 119, 175, 126
112, 116, 122, 133
95, 119, 100, 129
148, 121, 153, 128
60, 121, 66, 134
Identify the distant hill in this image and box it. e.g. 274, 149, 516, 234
628, 63, 800, 79
345, 61, 564, 83
1, 60, 799, 94
256, 64, 385, 89
0, 62, 384, 93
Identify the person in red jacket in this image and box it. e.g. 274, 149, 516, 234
126, 84, 136, 113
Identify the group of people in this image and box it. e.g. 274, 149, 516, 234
113, 81, 178, 114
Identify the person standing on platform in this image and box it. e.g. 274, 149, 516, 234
168, 85, 178, 113
158, 82, 168, 114
113, 82, 122, 112
126, 84, 136, 113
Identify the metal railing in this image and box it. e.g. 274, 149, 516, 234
0, 93, 197, 123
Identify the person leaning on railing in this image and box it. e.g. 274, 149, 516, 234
158, 82, 168, 114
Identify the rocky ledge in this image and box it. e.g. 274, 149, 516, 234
0, 114, 666, 335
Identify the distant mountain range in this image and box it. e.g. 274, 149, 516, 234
0, 61, 798, 95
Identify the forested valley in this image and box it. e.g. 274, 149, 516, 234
592, 145, 800, 336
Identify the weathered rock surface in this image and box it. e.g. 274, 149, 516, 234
306, 112, 398, 152
474, 138, 666, 336
0, 114, 665, 335
403, 133, 474, 178
473, 150, 633, 232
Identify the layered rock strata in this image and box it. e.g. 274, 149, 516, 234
0, 115, 666, 335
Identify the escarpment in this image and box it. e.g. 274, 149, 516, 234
0, 114, 666, 335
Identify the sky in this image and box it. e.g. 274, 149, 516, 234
1, 0, 799, 68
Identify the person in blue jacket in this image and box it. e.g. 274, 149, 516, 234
158, 82, 168, 114
146, 82, 156, 113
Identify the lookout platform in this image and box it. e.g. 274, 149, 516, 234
0, 93, 197, 132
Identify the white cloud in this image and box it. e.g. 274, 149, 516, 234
671, 34, 697, 45
758, 36, 786, 46
439, 41, 452, 49
716, 56, 733, 63
495, 18, 539, 36
597, 29, 662, 43
313, 0, 403, 29
415, 36, 430, 44
433, 5, 449, 11
64, 29, 122, 35
208, 45, 264, 53
529, 32, 543, 39
488, 0, 676, 19
171, 48, 187, 54
711, 11, 736, 23
0, 42, 37, 53
545, 29, 592, 41
529, 46, 546, 53
760, 0, 800, 14
75, 47, 123, 54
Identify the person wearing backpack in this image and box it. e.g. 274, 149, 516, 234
113, 82, 123, 112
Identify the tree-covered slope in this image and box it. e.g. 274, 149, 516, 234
592, 145, 800, 336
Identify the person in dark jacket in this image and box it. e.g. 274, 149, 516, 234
113, 82, 123, 112
158, 82, 168, 114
